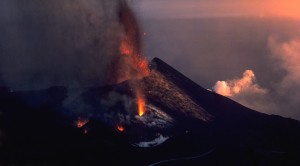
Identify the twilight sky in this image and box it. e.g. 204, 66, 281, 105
134, 0, 300, 19
131, 0, 300, 120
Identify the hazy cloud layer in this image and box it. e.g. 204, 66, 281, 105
268, 36, 300, 117
269, 37, 300, 92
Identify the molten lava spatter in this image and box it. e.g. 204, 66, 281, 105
137, 98, 146, 116
118, 0, 149, 117
120, 38, 148, 116
117, 124, 125, 132
120, 38, 150, 77
136, 90, 146, 117
120, 38, 134, 56
76, 118, 89, 128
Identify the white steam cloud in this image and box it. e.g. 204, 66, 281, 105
212, 70, 276, 113
212, 36, 300, 119
213, 70, 267, 97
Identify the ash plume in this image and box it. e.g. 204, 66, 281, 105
0, 0, 141, 90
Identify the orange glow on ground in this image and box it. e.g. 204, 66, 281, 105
117, 124, 125, 132
76, 118, 89, 128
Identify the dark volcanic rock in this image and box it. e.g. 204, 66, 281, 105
1, 58, 300, 166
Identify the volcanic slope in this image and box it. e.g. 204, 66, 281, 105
1, 58, 300, 166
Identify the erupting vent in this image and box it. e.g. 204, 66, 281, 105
118, 1, 150, 118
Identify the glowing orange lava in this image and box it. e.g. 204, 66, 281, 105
120, 38, 134, 56
120, 39, 150, 77
136, 91, 146, 117
76, 118, 89, 128
117, 124, 125, 132
119, 35, 149, 117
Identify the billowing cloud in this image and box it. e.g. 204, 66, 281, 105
213, 70, 267, 97
213, 70, 277, 113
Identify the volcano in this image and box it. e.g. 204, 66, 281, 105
1, 58, 300, 166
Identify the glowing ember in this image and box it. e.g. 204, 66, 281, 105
76, 118, 89, 128
137, 59, 150, 76
120, 38, 134, 56
119, 38, 150, 77
117, 124, 125, 132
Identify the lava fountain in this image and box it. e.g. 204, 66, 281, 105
118, 1, 149, 117
136, 89, 146, 116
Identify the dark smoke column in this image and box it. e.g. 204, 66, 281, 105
119, 0, 142, 56
113, 0, 149, 83
0, 0, 123, 90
